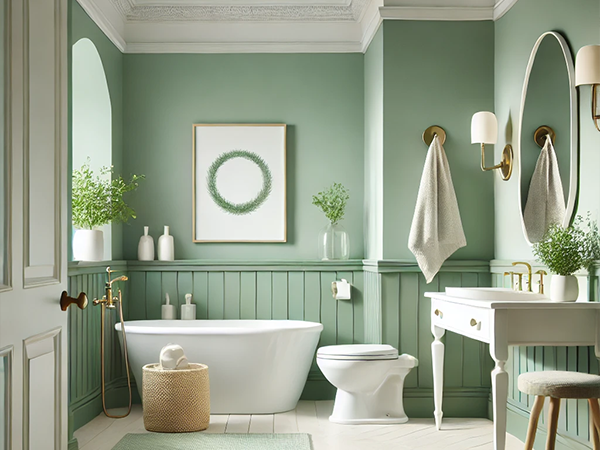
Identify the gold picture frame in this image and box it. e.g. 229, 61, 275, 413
192, 123, 287, 243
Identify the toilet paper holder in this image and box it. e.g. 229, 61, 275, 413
331, 279, 351, 300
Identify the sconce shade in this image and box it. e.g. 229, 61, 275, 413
471, 111, 498, 144
575, 45, 600, 86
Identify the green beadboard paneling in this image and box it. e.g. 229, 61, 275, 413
69, 260, 493, 434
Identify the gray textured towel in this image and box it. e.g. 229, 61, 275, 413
523, 135, 565, 242
408, 135, 466, 283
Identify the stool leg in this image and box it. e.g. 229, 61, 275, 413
589, 399, 600, 450
525, 396, 545, 450
546, 397, 561, 450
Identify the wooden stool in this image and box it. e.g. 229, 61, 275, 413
518, 371, 600, 450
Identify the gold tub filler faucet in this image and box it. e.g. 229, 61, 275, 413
504, 262, 547, 294
93, 267, 133, 419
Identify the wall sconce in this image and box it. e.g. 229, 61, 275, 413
471, 111, 513, 181
575, 45, 600, 131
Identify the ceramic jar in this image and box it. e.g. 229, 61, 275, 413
138, 226, 155, 261
158, 226, 175, 261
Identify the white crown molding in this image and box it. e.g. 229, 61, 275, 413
379, 6, 493, 21
493, 0, 518, 20
76, 0, 126, 51
125, 41, 363, 53
75, 0, 519, 54
111, 0, 370, 21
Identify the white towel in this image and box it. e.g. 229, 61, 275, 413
408, 135, 466, 283
523, 135, 565, 243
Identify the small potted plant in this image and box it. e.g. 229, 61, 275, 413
532, 214, 600, 302
312, 183, 350, 260
72, 162, 144, 261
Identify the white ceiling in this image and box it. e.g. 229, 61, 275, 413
77, 0, 518, 53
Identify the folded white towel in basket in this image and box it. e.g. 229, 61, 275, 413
408, 135, 466, 283
523, 135, 565, 242
159, 344, 190, 370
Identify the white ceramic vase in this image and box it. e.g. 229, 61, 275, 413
73, 229, 104, 262
158, 226, 174, 261
550, 274, 578, 302
137, 226, 155, 261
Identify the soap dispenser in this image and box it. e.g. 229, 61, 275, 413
181, 293, 196, 320
162, 293, 176, 320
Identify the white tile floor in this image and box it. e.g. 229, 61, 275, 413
74, 401, 525, 450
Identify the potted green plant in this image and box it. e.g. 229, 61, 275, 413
532, 214, 600, 302
312, 183, 350, 260
72, 162, 144, 261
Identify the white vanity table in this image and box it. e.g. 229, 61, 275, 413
426, 291, 600, 450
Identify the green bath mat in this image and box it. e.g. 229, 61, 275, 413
112, 433, 313, 450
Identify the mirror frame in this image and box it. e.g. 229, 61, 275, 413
517, 31, 578, 244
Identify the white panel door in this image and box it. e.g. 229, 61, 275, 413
0, 1, 68, 450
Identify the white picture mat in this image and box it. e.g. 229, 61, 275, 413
194, 125, 286, 242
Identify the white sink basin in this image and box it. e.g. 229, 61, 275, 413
445, 287, 548, 301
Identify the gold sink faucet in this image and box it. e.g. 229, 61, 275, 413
93, 267, 129, 309
512, 262, 532, 292
535, 270, 547, 294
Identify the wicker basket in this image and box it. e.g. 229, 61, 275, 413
142, 363, 210, 433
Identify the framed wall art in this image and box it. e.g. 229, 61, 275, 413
193, 124, 287, 242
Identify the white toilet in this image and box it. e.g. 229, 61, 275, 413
316, 344, 418, 425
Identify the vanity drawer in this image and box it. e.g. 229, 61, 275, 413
431, 299, 490, 343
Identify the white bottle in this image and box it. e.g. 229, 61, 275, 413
181, 293, 196, 320
158, 225, 175, 261
161, 293, 176, 320
137, 226, 155, 261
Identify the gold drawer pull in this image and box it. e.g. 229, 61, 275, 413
470, 318, 479, 327
434, 309, 443, 318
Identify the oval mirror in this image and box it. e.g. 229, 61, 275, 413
518, 31, 578, 244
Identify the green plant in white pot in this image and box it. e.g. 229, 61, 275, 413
72, 162, 144, 261
532, 215, 600, 302
312, 183, 350, 260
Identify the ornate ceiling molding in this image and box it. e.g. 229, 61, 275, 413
111, 0, 370, 21
76, 0, 519, 54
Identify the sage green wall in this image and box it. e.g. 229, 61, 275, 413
364, 28, 384, 260
381, 21, 495, 260
494, 0, 600, 260
122, 54, 364, 260
70, 0, 125, 259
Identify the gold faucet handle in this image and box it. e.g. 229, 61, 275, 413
535, 270, 547, 295
503, 271, 515, 289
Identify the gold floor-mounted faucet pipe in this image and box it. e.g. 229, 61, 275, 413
94, 267, 133, 419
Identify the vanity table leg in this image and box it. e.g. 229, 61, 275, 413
491, 357, 509, 450
431, 324, 445, 430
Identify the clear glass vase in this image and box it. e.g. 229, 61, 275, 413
318, 223, 349, 261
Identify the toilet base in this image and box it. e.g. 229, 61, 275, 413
328, 373, 409, 425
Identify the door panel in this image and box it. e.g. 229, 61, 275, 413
0, 1, 68, 450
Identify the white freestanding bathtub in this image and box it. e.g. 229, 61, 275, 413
115, 320, 323, 414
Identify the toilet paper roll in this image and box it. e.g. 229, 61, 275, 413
332, 279, 351, 300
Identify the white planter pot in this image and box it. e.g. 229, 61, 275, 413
73, 229, 104, 262
550, 274, 578, 302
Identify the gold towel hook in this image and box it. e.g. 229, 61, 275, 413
534, 126, 556, 148
422, 126, 446, 146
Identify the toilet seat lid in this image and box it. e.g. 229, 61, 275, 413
317, 344, 398, 360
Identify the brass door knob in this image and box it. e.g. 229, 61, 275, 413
470, 318, 479, 327
60, 291, 88, 311
434, 309, 443, 318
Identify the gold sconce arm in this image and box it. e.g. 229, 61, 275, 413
592, 85, 600, 132
480, 143, 513, 181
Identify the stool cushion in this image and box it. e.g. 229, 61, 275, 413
518, 371, 600, 399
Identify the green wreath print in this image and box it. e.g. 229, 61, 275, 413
206, 150, 272, 215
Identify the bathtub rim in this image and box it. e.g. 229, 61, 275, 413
115, 319, 324, 336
